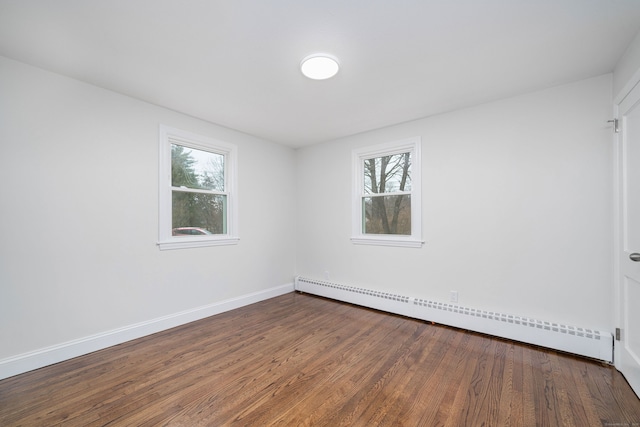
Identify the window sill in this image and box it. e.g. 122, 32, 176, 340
350, 236, 424, 248
158, 237, 240, 251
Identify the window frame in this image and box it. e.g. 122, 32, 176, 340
351, 137, 422, 248
158, 125, 239, 250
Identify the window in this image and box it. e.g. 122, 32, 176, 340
352, 137, 422, 247
158, 125, 238, 250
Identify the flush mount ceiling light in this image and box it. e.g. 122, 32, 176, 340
300, 54, 340, 80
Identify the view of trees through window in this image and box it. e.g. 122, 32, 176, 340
171, 144, 226, 235
363, 152, 411, 235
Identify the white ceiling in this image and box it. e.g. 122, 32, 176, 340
1, 1, 640, 147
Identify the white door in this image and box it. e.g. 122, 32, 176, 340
616, 81, 640, 398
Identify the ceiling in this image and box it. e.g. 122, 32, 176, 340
1, 0, 640, 148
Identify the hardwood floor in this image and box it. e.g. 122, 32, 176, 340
1, 292, 639, 426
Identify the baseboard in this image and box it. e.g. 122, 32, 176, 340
295, 276, 613, 363
0, 282, 294, 381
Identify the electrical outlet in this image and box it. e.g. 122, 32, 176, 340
450, 291, 458, 303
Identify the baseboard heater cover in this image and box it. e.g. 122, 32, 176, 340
294, 276, 613, 363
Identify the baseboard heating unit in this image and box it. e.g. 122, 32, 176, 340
294, 276, 613, 363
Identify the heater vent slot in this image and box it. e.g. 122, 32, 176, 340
297, 277, 410, 303
412, 298, 602, 340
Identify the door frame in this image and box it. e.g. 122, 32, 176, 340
613, 74, 640, 397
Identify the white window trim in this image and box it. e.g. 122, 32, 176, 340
158, 125, 239, 250
351, 137, 423, 248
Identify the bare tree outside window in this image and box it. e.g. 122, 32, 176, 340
363, 152, 411, 235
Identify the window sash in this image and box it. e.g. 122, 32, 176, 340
170, 140, 228, 191
361, 194, 412, 235
363, 152, 412, 194
171, 190, 228, 235
360, 191, 412, 197
171, 186, 228, 196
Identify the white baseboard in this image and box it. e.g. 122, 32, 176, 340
0, 283, 294, 381
295, 277, 613, 363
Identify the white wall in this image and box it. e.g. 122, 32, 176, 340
614, 29, 640, 102
0, 52, 617, 377
296, 74, 614, 331
0, 56, 296, 363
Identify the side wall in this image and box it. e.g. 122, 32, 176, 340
295, 75, 614, 332
0, 57, 296, 377
614, 29, 640, 102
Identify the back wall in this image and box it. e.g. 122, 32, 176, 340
295, 74, 614, 331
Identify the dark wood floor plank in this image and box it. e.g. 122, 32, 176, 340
437, 338, 482, 426
349, 325, 447, 426
521, 343, 540, 426
226, 307, 386, 420
105, 297, 347, 426
255, 310, 422, 426
427, 330, 474, 426
555, 353, 602, 427
1, 292, 639, 426
469, 338, 505, 425
384, 327, 463, 426
496, 341, 516, 426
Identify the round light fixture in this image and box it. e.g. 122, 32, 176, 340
300, 54, 340, 80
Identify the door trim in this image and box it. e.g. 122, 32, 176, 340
613, 75, 640, 398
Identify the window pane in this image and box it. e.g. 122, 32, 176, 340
172, 191, 227, 235
363, 195, 411, 235
171, 144, 225, 191
364, 152, 411, 194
